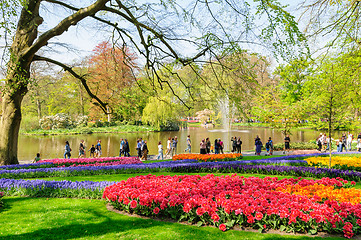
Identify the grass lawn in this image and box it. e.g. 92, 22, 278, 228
0, 197, 345, 240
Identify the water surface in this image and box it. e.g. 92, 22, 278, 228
18, 126, 337, 161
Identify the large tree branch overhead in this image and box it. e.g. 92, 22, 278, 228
23, 0, 108, 61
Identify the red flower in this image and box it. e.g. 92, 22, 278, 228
153, 207, 160, 214
255, 212, 263, 221
130, 200, 137, 208
211, 213, 220, 222
219, 223, 227, 232
123, 198, 130, 205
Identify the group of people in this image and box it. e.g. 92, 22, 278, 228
119, 138, 130, 157
63, 140, 102, 159
254, 135, 290, 156
317, 132, 361, 152
136, 138, 148, 160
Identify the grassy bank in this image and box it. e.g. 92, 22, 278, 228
21, 125, 157, 136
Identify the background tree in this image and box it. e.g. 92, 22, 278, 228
302, 55, 352, 166
87, 41, 138, 122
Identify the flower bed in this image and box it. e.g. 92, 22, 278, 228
172, 153, 242, 162
103, 174, 361, 238
170, 162, 361, 182
306, 156, 361, 171
0, 159, 197, 179
1, 158, 361, 181
39, 157, 142, 167
278, 183, 361, 205
0, 178, 114, 199
0, 162, 53, 170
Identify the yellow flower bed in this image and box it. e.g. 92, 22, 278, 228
278, 183, 361, 205
306, 156, 361, 168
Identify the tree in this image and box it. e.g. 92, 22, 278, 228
87, 41, 138, 121
0, 0, 305, 165
302, 55, 352, 166
142, 97, 178, 131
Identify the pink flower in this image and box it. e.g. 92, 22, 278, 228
153, 207, 160, 214
211, 213, 220, 222
130, 200, 137, 208
123, 198, 130, 205
255, 212, 263, 221
219, 223, 227, 232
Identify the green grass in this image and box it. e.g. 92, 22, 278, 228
0, 197, 344, 240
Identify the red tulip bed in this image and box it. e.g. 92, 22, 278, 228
103, 174, 361, 238
39, 157, 142, 167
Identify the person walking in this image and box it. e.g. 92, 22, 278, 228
200, 139, 207, 154
184, 135, 191, 153
284, 134, 290, 154
64, 141, 71, 159
214, 139, 219, 154
171, 136, 178, 157
347, 132, 353, 151
254, 135, 260, 154
265, 137, 273, 155
255, 138, 263, 156
79, 140, 85, 158
136, 139, 142, 158
218, 138, 224, 154
96, 140, 102, 157
316, 133, 323, 151
236, 137, 242, 153
89, 144, 96, 157
141, 140, 148, 161
166, 137, 172, 157
157, 141, 163, 160
341, 134, 347, 152
206, 137, 211, 154
231, 136, 237, 152
123, 139, 130, 157
119, 138, 125, 157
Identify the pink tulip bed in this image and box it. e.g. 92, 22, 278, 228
38, 157, 142, 167
103, 174, 361, 238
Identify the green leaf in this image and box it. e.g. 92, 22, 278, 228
280, 225, 286, 232
196, 221, 203, 227
309, 229, 317, 235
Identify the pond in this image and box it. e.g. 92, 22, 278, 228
18, 126, 344, 161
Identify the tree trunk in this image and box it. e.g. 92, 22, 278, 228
36, 96, 42, 120
0, 89, 26, 165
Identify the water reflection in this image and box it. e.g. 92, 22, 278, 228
18, 127, 328, 161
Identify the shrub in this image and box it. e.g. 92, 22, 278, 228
273, 142, 318, 151
75, 115, 88, 127
39, 113, 73, 130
